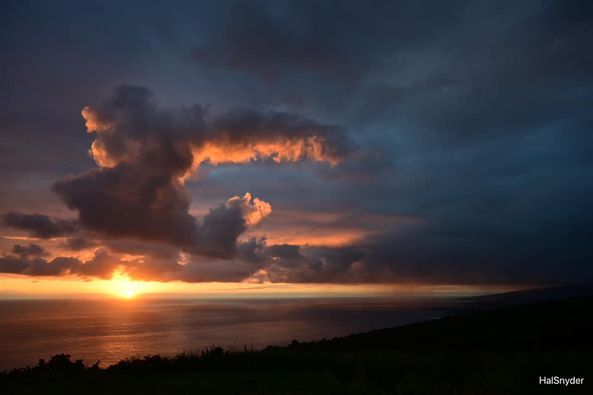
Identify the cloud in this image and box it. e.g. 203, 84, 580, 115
247, 243, 365, 283
0, 247, 123, 279
50, 85, 350, 259
3, 1, 592, 286
79, 86, 350, 170
239, 211, 593, 284
0, 254, 79, 277
199, 108, 350, 166
196, 193, 271, 258
2, 212, 78, 238
11, 243, 48, 258
193, 0, 358, 81
3, 204, 590, 284
63, 237, 96, 251
226, 193, 272, 227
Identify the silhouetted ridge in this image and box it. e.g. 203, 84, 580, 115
2, 296, 591, 394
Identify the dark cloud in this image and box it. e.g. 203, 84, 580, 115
239, 242, 363, 283
267, 244, 304, 265
404, 1, 593, 144
74, 249, 122, 279
236, 237, 267, 263
51, 85, 351, 259
324, 0, 593, 145
63, 237, 96, 251
11, 243, 48, 258
192, 0, 469, 83
0, 256, 30, 275
0, 254, 79, 277
246, 205, 593, 284
193, 0, 358, 81
53, 162, 198, 246
1, 0, 592, 285
195, 199, 248, 258
2, 212, 78, 238
0, 248, 122, 279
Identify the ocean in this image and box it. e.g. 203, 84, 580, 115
0, 297, 457, 370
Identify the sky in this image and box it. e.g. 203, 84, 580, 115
1, 0, 592, 296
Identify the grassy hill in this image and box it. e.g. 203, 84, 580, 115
1, 296, 591, 394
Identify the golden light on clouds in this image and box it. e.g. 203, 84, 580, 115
191, 136, 339, 167
82, 103, 342, 175
228, 193, 272, 227
259, 229, 368, 247
81, 106, 111, 133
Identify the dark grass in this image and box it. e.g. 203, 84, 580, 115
1, 296, 591, 394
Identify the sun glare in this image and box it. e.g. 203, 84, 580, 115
110, 273, 142, 299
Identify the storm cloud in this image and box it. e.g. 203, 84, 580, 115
51, 85, 351, 258
2, 212, 78, 239
193, 0, 359, 81
11, 243, 48, 258
1, 0, 592, 285
1, 252, 88, 277
0, 246, 137, 279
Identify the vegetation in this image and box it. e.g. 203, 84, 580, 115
1, 297, 591, 394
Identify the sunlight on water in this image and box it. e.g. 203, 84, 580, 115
0, 297, 460, 370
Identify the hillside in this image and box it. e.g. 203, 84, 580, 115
1, 296, 591, 394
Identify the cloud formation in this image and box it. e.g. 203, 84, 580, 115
51, 85, 350, 259
0, 246, 135, 279
11, 243, 48, 258
2, 212, 78, 239
1, 0, 592, 285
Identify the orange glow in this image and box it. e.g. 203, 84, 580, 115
109, 273, 142, 299
89, 140, 118, 167
81, 106, 112, 133
256, 228, 368, 247
82, 103, 342, 171
244, 209, 425, 247
191, 137, 339, 168
227, 192, 272, 226
0, 273, 524, 299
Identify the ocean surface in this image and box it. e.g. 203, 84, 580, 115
0, 297, 458, 370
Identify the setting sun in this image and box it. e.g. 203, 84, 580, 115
121, 288, 136, 299
110, 273, 142, 299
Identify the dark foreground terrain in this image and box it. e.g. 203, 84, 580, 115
1, 296, 591, 394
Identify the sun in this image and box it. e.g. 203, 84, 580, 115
110, 273, 141, 299
121, 287, 137, 299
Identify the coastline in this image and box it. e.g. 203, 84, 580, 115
2, 295, 591, 394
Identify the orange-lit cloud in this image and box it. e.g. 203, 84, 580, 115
1, 81, 436, 286
82, 102, 346, 176
13, 85, 354, 283
189, 136, 340, 169
226, 193, 272, 227
51, 86, 350, 257
81, 105, 111, 132
250, 209, 423, 247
